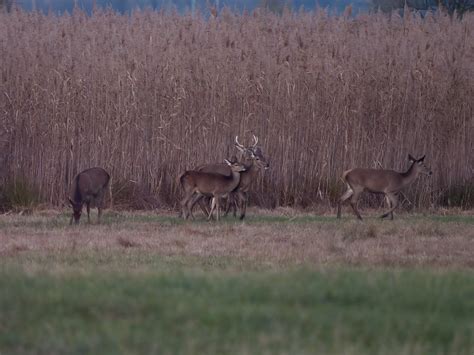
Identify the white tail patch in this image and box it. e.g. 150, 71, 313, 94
341, 169, 353, 182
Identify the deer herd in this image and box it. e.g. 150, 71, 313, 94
68, 135, 432, 224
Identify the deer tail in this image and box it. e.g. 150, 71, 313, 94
341, 169, 353, 183
177, 172, 188, 189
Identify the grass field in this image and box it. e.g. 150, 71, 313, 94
1, 209, 474, 354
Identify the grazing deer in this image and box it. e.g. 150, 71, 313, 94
337, 155, 432, 220
179, 159, 247, 221
194, 135, 269, 219
69, 167, 111, 225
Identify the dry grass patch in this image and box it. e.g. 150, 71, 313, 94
0, 210, 473, 270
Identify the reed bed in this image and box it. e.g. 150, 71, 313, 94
0, 9, 472, 209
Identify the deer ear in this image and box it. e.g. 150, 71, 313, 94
408, 154, 415, 162
224, 159, 231, 166
418, 155, 425, 162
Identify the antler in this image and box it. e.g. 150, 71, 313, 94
235, 136, 245, 149
252, 135, 258, 147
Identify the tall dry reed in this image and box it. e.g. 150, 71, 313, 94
0, 9, 472, 209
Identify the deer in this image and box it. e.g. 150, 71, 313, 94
193, 135, 269, 220
230, 135, 269, 219
179, 159, 247, 221
192, 154, 239, 218
68, 167, 111, 225
337, 155, 432, 220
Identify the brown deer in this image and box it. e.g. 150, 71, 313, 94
68, 167, 111, 225
192, 154, 239, 218
337, 155, 432, 220
231, 135, 269, 219
194, 135, 269, 219
179, 159, 247, 221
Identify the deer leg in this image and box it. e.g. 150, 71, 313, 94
86, 202, 91, 223
349, 189, 363, 220
232, 197, 238, 217
180, 197, 187, 219
380, 195, 392, 219
96, 191, 105, 224
187, 193, 205, 220
239, 191, 248, 220
189, 194, 209, 217
188, 194, 211, 220
215, 197, 221, 222
197, 196, 210, 217
223, 194, 232, 217
186, 196, 196, 219
337, 186, 354, 219
223, 193, 237, 218
231, 193, 238, 218
207, 199, 215, 221
98, 204, 103, 223
208, 197, 217, 221
220, 196, 229, 218
181, 193, 194, 219
388, 194, 397, 220
381, 193, 398, 220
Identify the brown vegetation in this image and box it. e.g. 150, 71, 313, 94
0, 9, 472, 210
0, 211, 473, 269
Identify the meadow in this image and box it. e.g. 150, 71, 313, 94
1, 209, 473, 354
0, 7, 473, 354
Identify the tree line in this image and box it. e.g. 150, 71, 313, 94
1, 0, 472, 16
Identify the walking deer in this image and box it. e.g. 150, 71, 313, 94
337, 155, 432, 220
69, 167, 111, 225
195, 135, 269, 219
179, 159, 247, 221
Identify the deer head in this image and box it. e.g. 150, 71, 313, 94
408, 154, 432, 176
234, 135, 269, 170
68, 197, 82, 224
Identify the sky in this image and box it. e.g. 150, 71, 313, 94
14, 0, 371, 15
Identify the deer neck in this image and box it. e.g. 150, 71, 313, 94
228, 169, 243, 191
72, 178, 82, 203
400, 162, 419, 188
239, 161, 258, 189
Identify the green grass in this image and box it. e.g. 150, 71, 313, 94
1, 255, 474, 355
1, 211, 473, 354
1, 210, 472, 231
97, 211, 474, 226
